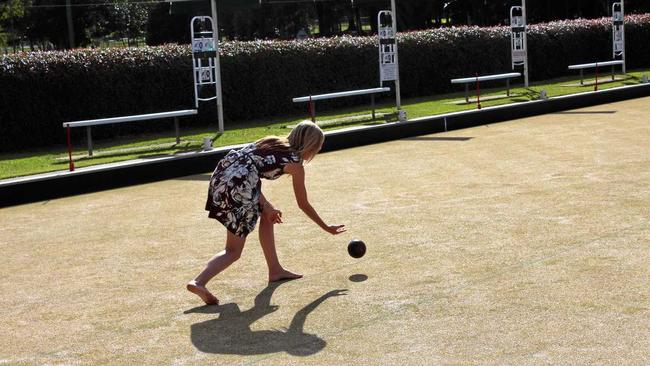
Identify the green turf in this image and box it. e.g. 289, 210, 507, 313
0, 69, 648, 180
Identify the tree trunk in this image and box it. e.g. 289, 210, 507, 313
315, 3, 334, 36
347, 3, 357, 32
354, 6, 362, 33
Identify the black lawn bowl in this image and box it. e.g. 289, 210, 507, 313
347, 239, 366, 259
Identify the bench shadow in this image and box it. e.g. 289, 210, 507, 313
186, 281, 347, 356
54, 142, 199, 165
403, 136, 473, 142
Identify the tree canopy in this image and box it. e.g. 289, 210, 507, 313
2, 0, 649, 51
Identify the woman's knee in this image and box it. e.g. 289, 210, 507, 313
225, 232, 246, 260
226, 247, 243, 261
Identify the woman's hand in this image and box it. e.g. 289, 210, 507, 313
324, 224, 346, 235
262, 205, 283, 224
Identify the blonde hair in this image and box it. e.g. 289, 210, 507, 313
255, 121, 324, 161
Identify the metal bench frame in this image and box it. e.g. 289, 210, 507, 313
62, 109, 198, 171
292, 87, 391, 122
568, 60, 625, 86
451, 72, 522, 103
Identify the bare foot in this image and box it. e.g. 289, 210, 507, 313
186, 280, 219, 305
269, 269, 303, 283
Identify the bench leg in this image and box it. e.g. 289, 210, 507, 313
476, 77, 481, 110
309, 100, 316, 122
465, 84, 469, 103
66, 126, 75, 172
174, 117, 180, 144
87, 126, 93, 157
580, 69, 584, 85
371, 94, 376, 120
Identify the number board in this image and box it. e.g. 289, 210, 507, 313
193, 38, 215, 53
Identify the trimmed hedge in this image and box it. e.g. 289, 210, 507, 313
1, 14, 649, 152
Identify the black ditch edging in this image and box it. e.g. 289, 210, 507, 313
1, 83, 649, 208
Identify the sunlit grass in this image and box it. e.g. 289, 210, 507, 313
0, 68, 648, 180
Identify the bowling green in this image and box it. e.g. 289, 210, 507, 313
1, 97, 648, 365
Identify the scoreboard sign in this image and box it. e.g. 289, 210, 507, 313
378, 11, 397, 83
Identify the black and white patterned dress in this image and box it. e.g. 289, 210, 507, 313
205, 143, 301, 237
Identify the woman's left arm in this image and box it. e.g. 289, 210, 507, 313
259, 191, 272, 211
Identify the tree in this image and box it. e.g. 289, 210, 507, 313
627, 0, 650, 13
397, 0, 435, 30
16, 0, 115, 49
146, 2, 191, 46
223, 3, 312, 40
109, 0, 149, 46
0, 0, 28, 50
6, 0, 649, 51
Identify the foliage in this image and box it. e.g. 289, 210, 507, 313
0, 0, 28, 48
145, 2, 190, 46
1, 14, 649, 152
108, 1, 149, 45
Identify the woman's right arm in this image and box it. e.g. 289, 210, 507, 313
284, 163, 345, 235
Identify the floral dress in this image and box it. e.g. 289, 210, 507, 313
205, 143, 301, 237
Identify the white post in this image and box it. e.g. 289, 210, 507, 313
378, 11, 397, 88
211, 0, 224, 134
390, 0, 403, 119
377, 11, 385, 88
510, 4, 528, 88
621, 0, 626, 74
612, 1, 626, 74
522, 0, 529, 87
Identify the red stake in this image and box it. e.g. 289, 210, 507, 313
476, 73, 482, 110
308, 95, 315, 122
594, 63, 599, 92
66, 125, 75, 172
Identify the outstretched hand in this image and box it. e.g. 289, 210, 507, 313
325, 289, 348, 297
324, 224, 346, 235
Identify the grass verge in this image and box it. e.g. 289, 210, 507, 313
1, 68, 648, 180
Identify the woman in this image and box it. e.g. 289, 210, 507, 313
187, 121, 346, 305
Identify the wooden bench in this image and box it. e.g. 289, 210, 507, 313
292, 87, 391, 122
451, 72, 522, 103
62, 109, 197, 171
568, 60, 625, 86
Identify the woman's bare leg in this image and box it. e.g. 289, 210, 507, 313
187, 231, 246, 305
258, 215, 302, 282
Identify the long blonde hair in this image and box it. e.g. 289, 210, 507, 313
255, 121, 324, 161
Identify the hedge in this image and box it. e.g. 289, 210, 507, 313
1, 14, 649, 152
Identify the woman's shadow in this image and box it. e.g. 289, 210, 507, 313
185, 281, 347, 356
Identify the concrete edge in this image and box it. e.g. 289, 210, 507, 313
1, 83, 649, 207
